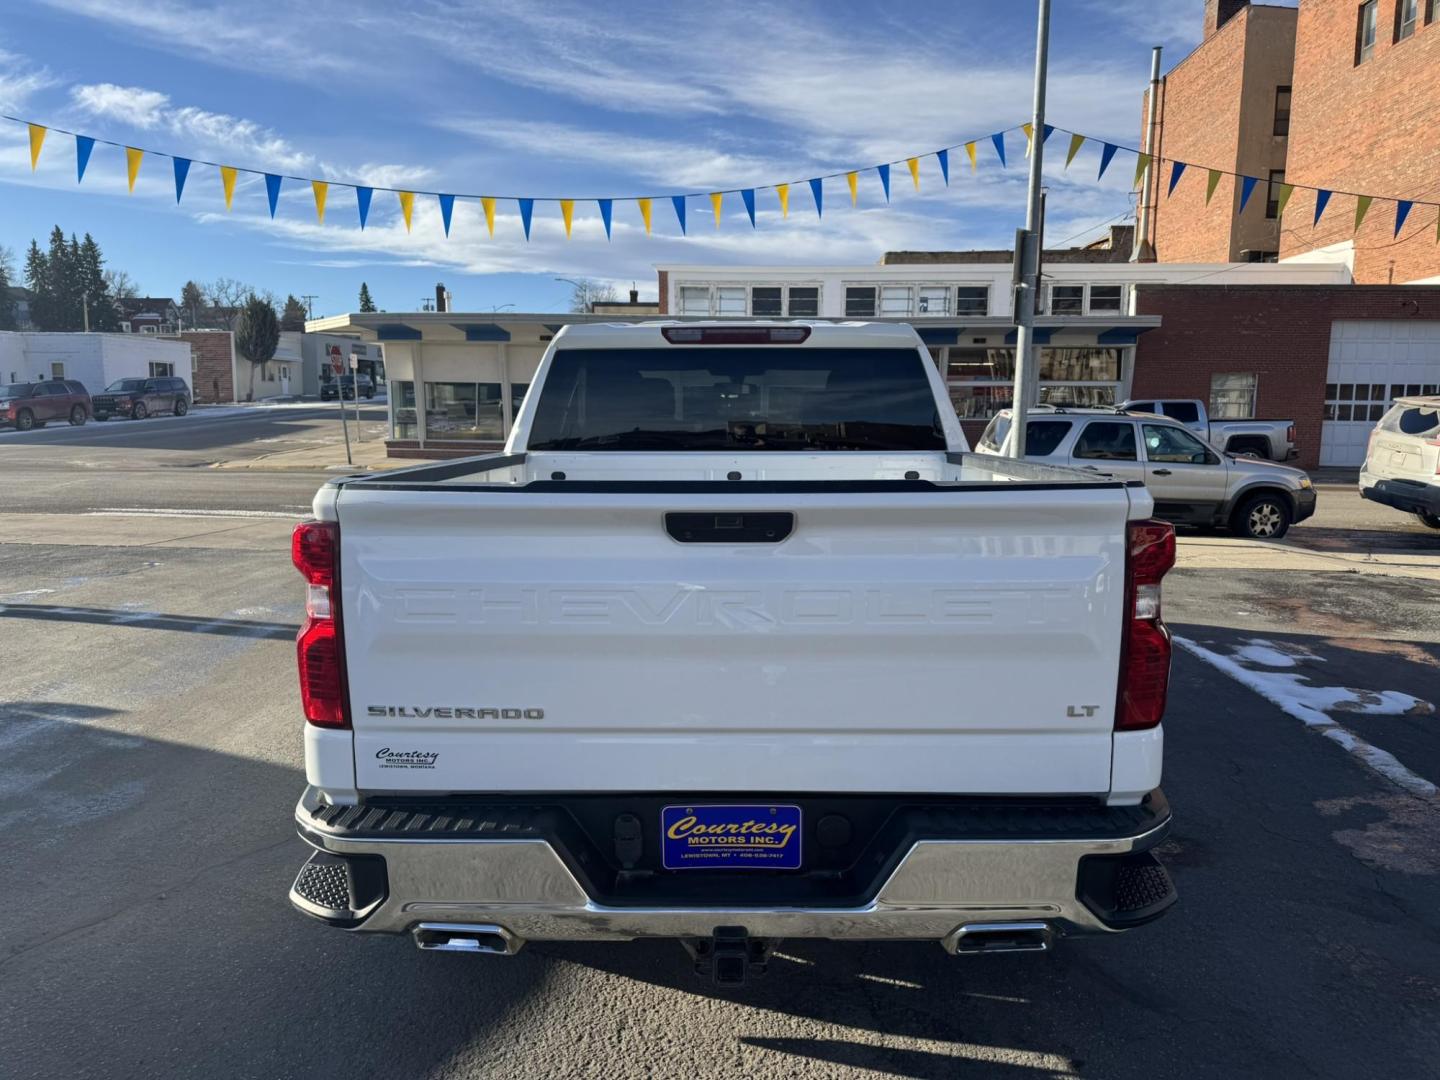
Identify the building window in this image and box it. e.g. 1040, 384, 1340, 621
955, 286, 989, 316
1324, 382, 1391, 422
1396, 0, 1419, 40
425, 381, 505, 440
939, 346, 1124, 419
50, 362, 65, 378
1273, 86, 1291, 136
716, 287, 747, 315
511, 382, 529, 420
1430, 0, 1439, 25
1050, 285, 1084, 314
879, 286, 912, 317
787, 287, 819, 316
148, 361, 174, 377
392, 381, 417, 439
917, 286, 951, 316
1088, 285, 1124, 313
1357, 0, 1378, 62
751, 287, 783, 317
1244, 249, 1279, 262
1265, 170, 1286, 218
1210, 373, 1258, 419
677, 286, 709, 315
845, 287, 877, 317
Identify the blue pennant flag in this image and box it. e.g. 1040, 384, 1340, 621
937, 149, 950, 186
809, 177, 823, 217
877, 163, 890, 202
1395, 200, 1414, 236
438, 193, 454, 236
173, 157, 191, 203
1097, 143, 1118, 179
1042, 124, 1055, 143
1314, 189, 1332, 225
991, 132, 1007, 167
1166, 161, 1187, 197
356, 186, 373, 229
598, 198, 613, 239
518, 198, 534, 240
1238, 175, 1258, 213
741, 188, 756, 227
75, 135, 94, 183
672, 194, 687, 235
264, 174, 281, 218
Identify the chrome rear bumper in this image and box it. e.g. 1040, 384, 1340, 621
291, 787, 1174, 945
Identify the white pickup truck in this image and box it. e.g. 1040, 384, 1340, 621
1118, 398, 1297, 462
287, 322, 1178, 982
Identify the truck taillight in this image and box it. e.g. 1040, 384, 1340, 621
292, 521, 348, 728
1286, 424, 1295, 443
1117, 520, 1176, 732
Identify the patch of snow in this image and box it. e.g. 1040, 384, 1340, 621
1230, 638, 1324, 668
1176, 636, 1437, 799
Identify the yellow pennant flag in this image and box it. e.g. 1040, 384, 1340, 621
1205, 169, 1222, 205
1022, 122, 1034, 157
481, 197, 496, 236
220, 166, 238, 210
906, 157, 920, 190
560, 199, 575, 239
397, 191, 415, 232
1354, 195, 1373, 232
637, 197, 652, 234
312, 180, 328, 224
27, 123, 45, 170
1274, 183, 1295, 218
1065, 133, 1085, 168
965, 141, 977, 171
846, 171, 858, 205
1132, 152, 1151, 190
776, 183, 789, 217
125, 147, 143, 192
710, 192, 723, 228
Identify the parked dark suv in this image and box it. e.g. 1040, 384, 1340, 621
320, 373, 375, 401
93, 376, 192, 421
0, 380, 92, 430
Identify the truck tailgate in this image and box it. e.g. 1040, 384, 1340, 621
336, 484, 1133, 795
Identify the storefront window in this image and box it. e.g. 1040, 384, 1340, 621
511, 382, 530, 421
392, 380, 417, 439
425, 381, 505, 440
939, 346, 1124, 420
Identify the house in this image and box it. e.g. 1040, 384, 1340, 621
117, 297, 182, 334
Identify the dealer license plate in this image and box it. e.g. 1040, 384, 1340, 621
660, 804, 802, 870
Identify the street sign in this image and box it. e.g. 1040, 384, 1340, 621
328, 345, 343, 374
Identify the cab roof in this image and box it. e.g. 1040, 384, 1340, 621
549, 320, 926, 349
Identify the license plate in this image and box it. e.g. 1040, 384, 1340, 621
661, 804, 802, 870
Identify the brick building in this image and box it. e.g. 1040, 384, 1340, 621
1147, 0, 1440, 283
1134, 284, 1440, 467
176, 330, 238, 404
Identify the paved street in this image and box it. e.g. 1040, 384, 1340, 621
2, 426, 1438, 1079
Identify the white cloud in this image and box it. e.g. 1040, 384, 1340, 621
71, 83, 170, 127
0, 48, 57, 112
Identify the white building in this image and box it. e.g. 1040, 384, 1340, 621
0, 332, 192, 394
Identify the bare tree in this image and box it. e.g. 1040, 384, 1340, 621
567, 278, 619, 313
103, 268, 140, 299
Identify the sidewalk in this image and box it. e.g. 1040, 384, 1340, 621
212, 435, 406, 472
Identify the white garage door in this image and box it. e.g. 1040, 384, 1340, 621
1322, 321, 1440, 466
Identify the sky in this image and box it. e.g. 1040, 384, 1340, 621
0, 0, 1242, 317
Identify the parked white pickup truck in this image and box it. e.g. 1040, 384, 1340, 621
1118, 398, 1297, 462
288, 322, 1178, 981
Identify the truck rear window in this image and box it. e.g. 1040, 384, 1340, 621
526, 347, 946, 451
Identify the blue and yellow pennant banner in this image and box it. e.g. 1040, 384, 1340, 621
8, 112, 1440, 245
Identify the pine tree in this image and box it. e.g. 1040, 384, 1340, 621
358, 282, 376, 312
24, 239, 53, 329
280, 294, 308, 331
78, 233, 119, 332
235, 294, 280, 400
0, 252, 14, 332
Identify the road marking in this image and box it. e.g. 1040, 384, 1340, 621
1176, 635, 1438, 799
84, 508, 301, 519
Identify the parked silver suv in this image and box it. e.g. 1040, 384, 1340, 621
977, 406, 1317, 539
1359, 396, 1440, 529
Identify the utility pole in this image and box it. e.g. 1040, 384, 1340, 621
1009, 0, 1050, 458
1132, 46, 1163, 263
82, 291, 90, 333
301, 294, 318, 320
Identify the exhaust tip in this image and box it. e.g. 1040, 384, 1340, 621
946, 921, 1053, 955
412, 922, 522, 955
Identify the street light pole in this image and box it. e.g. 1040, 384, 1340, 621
1010, 0, 1051, 459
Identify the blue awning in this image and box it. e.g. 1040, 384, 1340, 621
457, 323, 512, 342
376, 323, 421, 341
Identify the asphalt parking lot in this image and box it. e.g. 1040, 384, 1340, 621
2, 419, 1438, 1079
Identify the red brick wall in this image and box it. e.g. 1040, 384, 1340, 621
175, 331, 235, 403
1281, 1, 1440, 282
1149, 5, 1295, 263
657, 270, 669, 314
1134, 284, 1440, 468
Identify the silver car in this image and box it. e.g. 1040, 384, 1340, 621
1359, 396, 1440, 529
977, 407, 1317, 540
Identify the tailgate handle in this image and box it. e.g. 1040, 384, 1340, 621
665, 512, 794, 543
